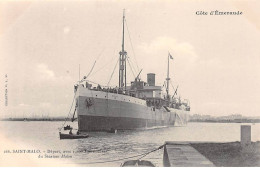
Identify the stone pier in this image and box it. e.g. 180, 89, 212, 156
163, 141, 215, 167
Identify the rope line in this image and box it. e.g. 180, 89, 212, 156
88, 18, 122, 78
107, 58, 119, 86
59, 91, 77, 131
85, 60, 96, 80
95, 18, 122, 62
126, 56, 136, 79
89, 54, 118, 78
170, 80, 175, 92
125, 19, 140, 72
81, 144, 165, 165
128, 56, 138, 76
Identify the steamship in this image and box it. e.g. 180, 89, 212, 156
73, 11, 190, 132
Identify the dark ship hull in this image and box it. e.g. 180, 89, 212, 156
76, 86, 189, 132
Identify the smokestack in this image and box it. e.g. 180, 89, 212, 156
147, 73, 155, 86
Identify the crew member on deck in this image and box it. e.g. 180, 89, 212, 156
97, 84, 101, 90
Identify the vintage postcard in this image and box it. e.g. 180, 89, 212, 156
0, 0, 259, 167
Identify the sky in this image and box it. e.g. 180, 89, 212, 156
0, 0, 260, 118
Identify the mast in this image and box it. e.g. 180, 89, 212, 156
79, 64, 80, 84
124, 10, 126, 92
166, 53, 170, 99
119, 9, 127, 91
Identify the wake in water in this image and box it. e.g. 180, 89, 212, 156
144, 126, 168, 130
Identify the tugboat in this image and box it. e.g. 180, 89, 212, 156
59, 131, 89, 140
59, 97, 89, 139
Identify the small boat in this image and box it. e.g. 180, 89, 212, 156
59, 132, 89, 140
121, 160, 155, 167
64, 125, 73, 130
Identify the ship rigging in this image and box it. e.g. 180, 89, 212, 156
60, 10, 190, 132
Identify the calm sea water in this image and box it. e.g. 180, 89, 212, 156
0, 121, 259, 166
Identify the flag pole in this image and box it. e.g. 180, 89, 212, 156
166, 52, 170, 100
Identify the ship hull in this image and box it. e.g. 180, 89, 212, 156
78, 115, 163, 131
76, 86, 189, 132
